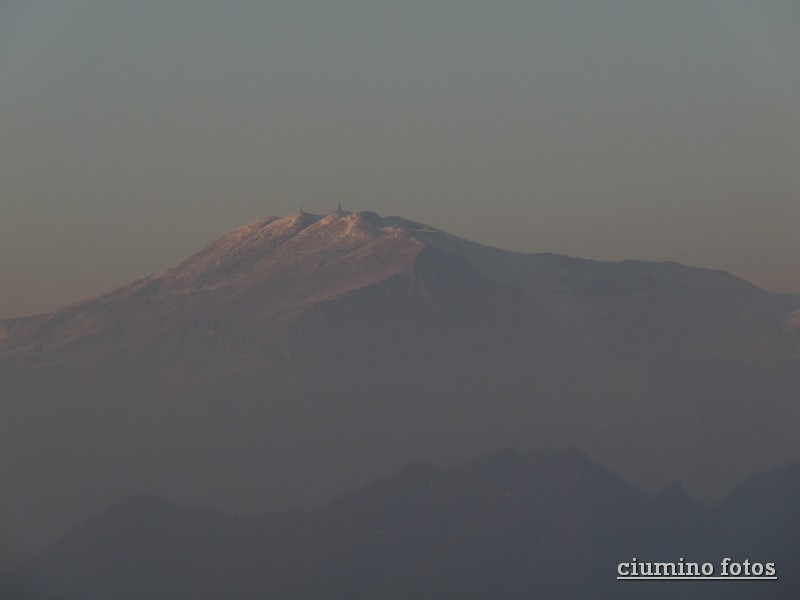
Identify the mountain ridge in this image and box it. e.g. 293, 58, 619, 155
10, 448, 800, 600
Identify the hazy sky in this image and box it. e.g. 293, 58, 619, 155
2, 1, 799, 317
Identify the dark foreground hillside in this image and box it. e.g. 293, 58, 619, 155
7, 449, 800, 600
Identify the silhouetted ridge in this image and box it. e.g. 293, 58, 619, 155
14, 449, 800, 599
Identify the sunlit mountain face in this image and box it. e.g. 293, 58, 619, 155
1, 211, 799, 568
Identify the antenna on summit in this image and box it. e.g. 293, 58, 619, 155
337, 202, 342, 212
299, 203, 304, 214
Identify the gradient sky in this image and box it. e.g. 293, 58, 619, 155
2, 0, 799, 317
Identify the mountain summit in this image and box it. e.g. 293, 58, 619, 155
2, 211, 427, 360
0, 210, 798, 566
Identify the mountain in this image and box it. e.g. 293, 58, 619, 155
1, 210, 798, 565
11, 449, 800, 600
2, 210, 796, 364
